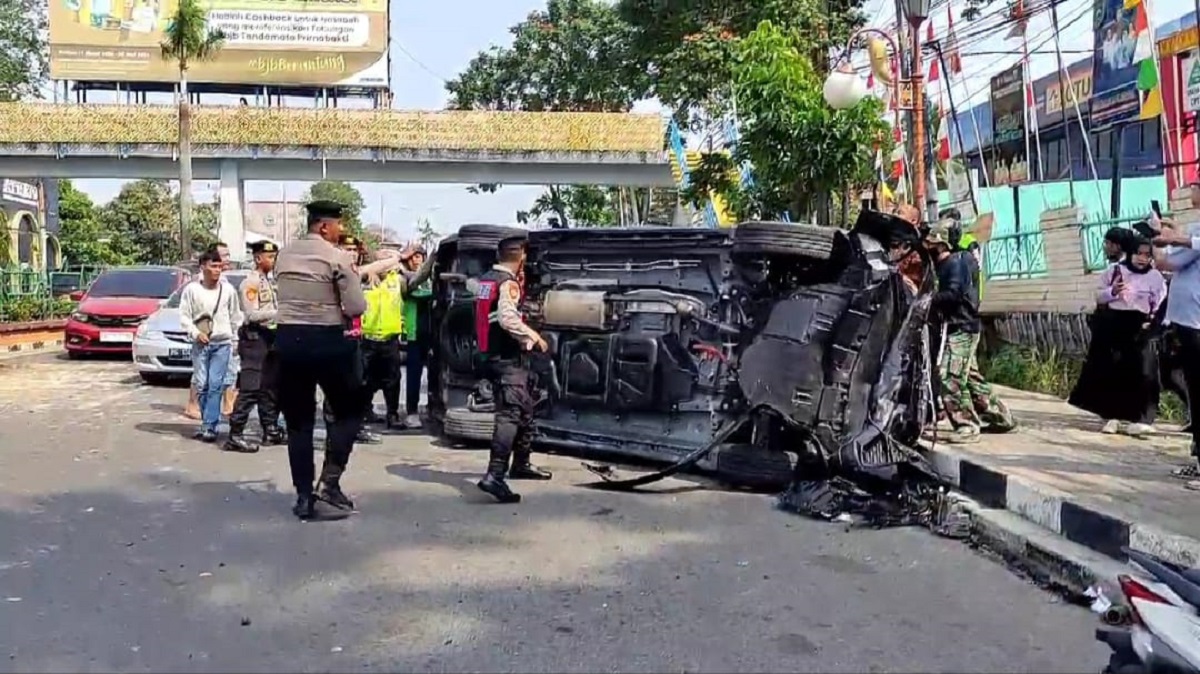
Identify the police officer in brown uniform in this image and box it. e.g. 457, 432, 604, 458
225, 240, 285, 453
274, 201, 369, 520
474, 232, 552, 503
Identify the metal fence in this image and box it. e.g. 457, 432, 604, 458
983, 230, 1047, 281
1078, 211, 1152, 272
0, 266, 107, 323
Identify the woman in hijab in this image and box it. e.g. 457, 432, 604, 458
1069, 235, 1167, 437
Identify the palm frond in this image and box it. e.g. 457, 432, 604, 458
160, 0, 226, 65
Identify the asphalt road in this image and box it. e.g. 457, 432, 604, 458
0, 353, 1107, 673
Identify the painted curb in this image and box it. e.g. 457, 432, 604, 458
1, 336, 64, 356
929, 444, 1200, 571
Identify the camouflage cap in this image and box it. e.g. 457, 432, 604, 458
925, 220, 954, 246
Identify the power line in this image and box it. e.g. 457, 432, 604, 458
392, 39, 449, 83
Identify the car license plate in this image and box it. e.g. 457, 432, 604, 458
99, 332, 134, 344
168, 349, 189, 360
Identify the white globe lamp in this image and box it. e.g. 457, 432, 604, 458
823, 65, 867, 110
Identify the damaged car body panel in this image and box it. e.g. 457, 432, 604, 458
427, 214, 938, 492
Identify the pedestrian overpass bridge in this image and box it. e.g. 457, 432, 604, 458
0, 103, 672, 187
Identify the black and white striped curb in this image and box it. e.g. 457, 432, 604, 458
927, 445, 1200, 570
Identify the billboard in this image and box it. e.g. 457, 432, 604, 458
1036, 65, 1092, 128
1090, 0, 1141, 129
49, 0, 389, 87
989, 64, 1029, 186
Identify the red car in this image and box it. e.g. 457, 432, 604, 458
64, 266, 191, 357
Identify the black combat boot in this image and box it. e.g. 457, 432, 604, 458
292, 493, 318, 520
509, 458, 552, 480
477, 459, 521, 503
316, 479, 356, 511
223, 432, 260, 454
263, 426, 287, 446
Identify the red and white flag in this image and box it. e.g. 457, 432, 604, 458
945, 6, 963, 74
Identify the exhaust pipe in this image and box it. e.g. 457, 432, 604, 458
1103, 605, 1131, 626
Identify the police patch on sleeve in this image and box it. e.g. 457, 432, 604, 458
505, 281, 520, 301
245, 287, 258, 303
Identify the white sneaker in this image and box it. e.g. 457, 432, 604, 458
404, 413, 422, 430
1101, 419, 1121, 434
1126, 423, 1155, 438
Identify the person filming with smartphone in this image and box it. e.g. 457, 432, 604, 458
1069, 235, 1165, 438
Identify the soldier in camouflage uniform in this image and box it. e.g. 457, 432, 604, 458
925, 223, 1015, 443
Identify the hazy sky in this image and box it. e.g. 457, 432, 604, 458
69, 0, 1190, 242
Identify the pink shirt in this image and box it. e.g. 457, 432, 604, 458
1097, 262, 1166, 316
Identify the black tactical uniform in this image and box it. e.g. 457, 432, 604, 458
474, 233, 552, 503
225, 241, 285, 453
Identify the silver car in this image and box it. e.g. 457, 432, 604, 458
132, 271, 249, 385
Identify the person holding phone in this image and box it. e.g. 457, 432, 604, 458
1070, 236, 1166, 437
179, 249, 244, 443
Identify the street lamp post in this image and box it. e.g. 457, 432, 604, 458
823, 0, 932, 218
904, 0, 932, 222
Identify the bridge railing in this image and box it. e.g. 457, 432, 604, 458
0, 103, 665, 153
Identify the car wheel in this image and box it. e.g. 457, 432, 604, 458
442, 406, 494, 443
457, 224, 527, 252
712, 443, 799, 491
139, 372, 172, 386
732, 221, 847, 261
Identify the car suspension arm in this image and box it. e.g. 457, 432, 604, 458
580, 414, 749, 491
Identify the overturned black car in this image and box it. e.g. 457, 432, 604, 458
424, 214, 937, 492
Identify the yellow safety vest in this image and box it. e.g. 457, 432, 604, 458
361, 272, 405, 339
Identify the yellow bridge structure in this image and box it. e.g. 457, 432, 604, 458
0, 103, 672, 187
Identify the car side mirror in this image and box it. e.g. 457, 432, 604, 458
69, 290, 84, 302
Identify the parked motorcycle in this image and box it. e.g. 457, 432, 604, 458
1093, 547, 1200, 673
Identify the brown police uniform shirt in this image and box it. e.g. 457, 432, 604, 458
275, 234, 368, 326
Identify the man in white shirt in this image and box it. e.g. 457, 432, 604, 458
179, 249, 244, 442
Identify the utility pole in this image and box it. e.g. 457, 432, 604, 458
908, 3, 932, 222
934, 42, 979, 216
894, 0, 913, 205
1049, 0, 1076, 204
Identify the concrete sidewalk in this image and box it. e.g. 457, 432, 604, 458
925, 386, 1200, 586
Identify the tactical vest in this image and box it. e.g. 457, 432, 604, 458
474, 268, 523, 358
361, 272, 405, 340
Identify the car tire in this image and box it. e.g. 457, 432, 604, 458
731, 221, 846, 260
442, 406, 494, 443
139, 372, 173, 386
457, 225, 527, 252
65, 349, 85, 360
712, 443, 799, 491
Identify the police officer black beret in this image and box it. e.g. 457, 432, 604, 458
249, 241, 278, 254
305, 200, 345, 220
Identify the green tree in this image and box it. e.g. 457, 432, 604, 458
686, 21, 890, 223
446, 0, 649, 225
0, 0, 49, 100
160, 0, 225, 258
415, 218, 441, 249
517, 185, 616, 227
303, 181, 366, 236
618, 0, 866, 129
57, 181, 131, 267
101, 180, 181, 264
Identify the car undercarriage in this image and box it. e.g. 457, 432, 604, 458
426, 215, 940, 499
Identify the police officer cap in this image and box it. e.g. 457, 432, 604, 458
338, 234, 361, 247
305, 200, 345, 220
249, 240, 278, 254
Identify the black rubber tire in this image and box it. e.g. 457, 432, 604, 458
139, 372, 173, 386
442, 406, 494, 442
732, 221, 844, 260
712, 443, 798, 491
457, 225, 527, 252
